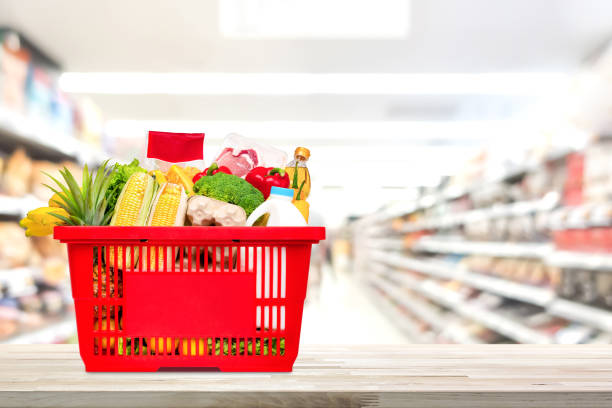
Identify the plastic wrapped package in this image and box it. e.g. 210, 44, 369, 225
214, 133, 287, 178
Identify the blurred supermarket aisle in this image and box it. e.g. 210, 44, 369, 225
301, 264, 407, 345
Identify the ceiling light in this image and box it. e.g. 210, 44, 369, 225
59, 72, 569, 96
219, 0, 410, 38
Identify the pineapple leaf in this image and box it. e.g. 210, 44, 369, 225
44, 195, 75, 218
102, 209, 114, 226
96, 201, 107, 225
91, 162, 105, 207
42, 181, 79, 215
61, 167, 85, 215
43, 173, 78, 208
85, 172, 96, 221
49, 212, 73, 225
82, 164, 90, 207
69, 215, 85, 226
93, 161, 111, 209
42, 160, 114, 226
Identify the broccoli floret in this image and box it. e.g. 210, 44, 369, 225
193, 172, 264, 216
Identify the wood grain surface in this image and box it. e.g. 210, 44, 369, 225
2, 344, 612, 407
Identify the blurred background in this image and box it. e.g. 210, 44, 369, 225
2, 0, 612, 345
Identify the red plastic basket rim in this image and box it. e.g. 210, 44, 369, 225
54, 226, 325, 243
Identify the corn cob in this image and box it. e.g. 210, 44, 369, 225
147, 183, 187, 270
111, 172, 156, 226
109, 172, 156, 268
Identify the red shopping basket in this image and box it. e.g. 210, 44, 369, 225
55, 226, 325, 372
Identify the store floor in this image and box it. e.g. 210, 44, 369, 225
300, 264, 408, 345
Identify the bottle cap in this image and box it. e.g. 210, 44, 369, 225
294, 147, 310, 161
270, 186, 294, 197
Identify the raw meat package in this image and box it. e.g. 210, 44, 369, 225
213, 133, 287, 178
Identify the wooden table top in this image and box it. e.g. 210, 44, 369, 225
2, 344, 612, 407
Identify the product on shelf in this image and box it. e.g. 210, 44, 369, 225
39, 257, 68, 286
30, 235, 66, 259
459, 255, 560, 289
0, 30, 29, 112
2, 148, 32, 196
0, 222, 32, 268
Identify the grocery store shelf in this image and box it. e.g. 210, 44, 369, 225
370, 266, 551, 344
362, 225, 395, 237
545, 250, 612, 271
0, 267, 38, 298
370, 250, 612, 335
548, 299, 612, 333
0, 106, 106, 165
2, 316, 76, 344
0, 195, 46, 218
413, 236, 553, 258
365, 282, 434, 343
441, 323, 485, 345
368, 273, 481, 344
400, 196, 559, 233
359, 148, 573, 227
363, 238, 404, 250
371, 252, 555, 307
370, 274, 446, 331
415, 279, 552, 344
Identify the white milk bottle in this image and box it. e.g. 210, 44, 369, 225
246, 187, 307, 226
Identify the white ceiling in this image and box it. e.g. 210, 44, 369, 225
2, 0, 611, 73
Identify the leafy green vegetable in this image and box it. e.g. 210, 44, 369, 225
193, 172, 264, 216
105, 159, 146, 215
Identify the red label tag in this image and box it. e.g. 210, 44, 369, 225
147, 131, 205, 162
125, 272, 255, 336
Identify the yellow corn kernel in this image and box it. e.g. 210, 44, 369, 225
148, 183, 186, 270
110, 172, 153, 268
149, 184, 181, 226
112, 172, 149, 226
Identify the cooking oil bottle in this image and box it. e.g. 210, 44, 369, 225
285, 147, 311, 200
